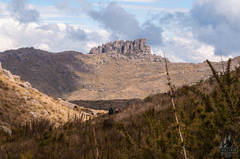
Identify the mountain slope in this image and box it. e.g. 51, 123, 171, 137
0, 62, 106, 130
1, 45, 239, 101
0, 48, 90, 98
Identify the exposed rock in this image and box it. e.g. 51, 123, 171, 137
30, 99, 41, 105
91, 110, 98, 116
90, 38, 151, 55
99, 88, 105, 92
2, 69, 14, 82
30, 111, 37, 118
58, 98, 77, 108
89, 38, 166, 62
0, 126, 12, 136
31, 88, 39, 92
13, 75, 20, 81
24, 82, 32, 88
81, 111, 90, 116
18, 82, 32, 90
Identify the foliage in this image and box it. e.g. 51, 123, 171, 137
0, 59, 240, 158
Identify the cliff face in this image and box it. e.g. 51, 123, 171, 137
90, 38, 151, 55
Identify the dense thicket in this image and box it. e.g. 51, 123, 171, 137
0, 59, 240, 159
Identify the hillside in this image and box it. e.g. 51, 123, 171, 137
0, 62, 107, 130
0, 58, 239, 158
1, 39, 239, 101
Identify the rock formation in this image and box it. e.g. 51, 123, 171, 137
90, 38, 151, 55
89, 38, 165, 62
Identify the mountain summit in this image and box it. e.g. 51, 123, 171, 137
89, 38, 165, 62
90, 38, 151, 55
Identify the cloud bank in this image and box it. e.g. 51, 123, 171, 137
88, 1, 163, 46
154, 0, 240, 61
0, 0, 240, 63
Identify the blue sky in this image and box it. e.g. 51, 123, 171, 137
0, 0, 238, 63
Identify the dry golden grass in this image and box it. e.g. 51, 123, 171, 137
0, 73, 107, 129
67, 54, 240, 101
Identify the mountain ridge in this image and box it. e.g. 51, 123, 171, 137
0, 39, 239, 101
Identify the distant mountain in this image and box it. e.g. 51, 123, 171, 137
0, 47, 90, 98
0, 39, 239, 101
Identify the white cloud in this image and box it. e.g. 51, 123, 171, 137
0, 17, 110, 53
154, 31, 234, 63
153, 50, 186, 62
37, 43, 50, 51
193, 45, 233, 62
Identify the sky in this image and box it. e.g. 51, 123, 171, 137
0, 0, 238, 63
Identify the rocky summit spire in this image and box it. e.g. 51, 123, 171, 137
89, 38, 151, 55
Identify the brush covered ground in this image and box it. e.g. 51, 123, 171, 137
0, 59, 239, 158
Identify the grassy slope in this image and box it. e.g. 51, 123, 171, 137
0, 59, 240, 158
0, 68, 107, 129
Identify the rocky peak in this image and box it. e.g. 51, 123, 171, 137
89, 38, 166, 62
89, 38, 151, 55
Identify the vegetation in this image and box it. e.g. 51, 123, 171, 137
0, 59, 240, 158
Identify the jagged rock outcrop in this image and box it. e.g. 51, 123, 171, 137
89, 38, 166, 62
90, 38, 151, 55
18, 82, 32, 90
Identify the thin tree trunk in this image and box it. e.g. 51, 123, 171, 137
92, 125, 99, 159
164, 53, 188, 159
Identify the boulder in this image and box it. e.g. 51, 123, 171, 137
24, 82, 32, 88
13, 75, 20, 81
18, 82, 32, 90
0, 126, 12, 136
91, 110, 98, 116
89, 47, 99, 54
2, 69, 14, 82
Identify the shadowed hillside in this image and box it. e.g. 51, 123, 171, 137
0, 47, 90, 98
